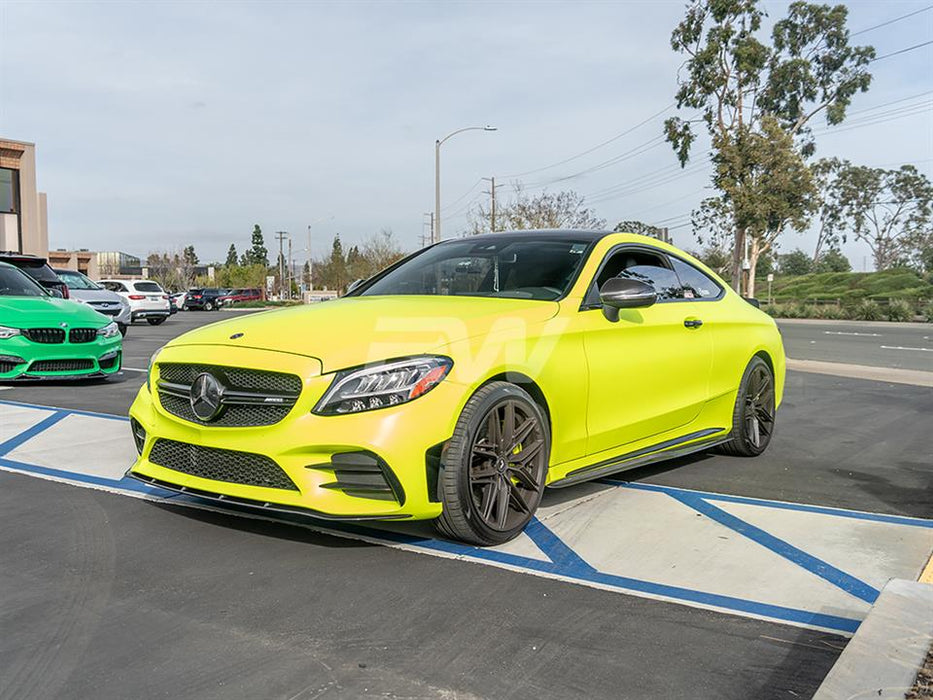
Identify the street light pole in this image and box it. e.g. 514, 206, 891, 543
434, 125, 497, 243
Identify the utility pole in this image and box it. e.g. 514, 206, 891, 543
482, 176, 497, 232
307, 225, 312, 292
287, 237, 293, 300
434, 140, 441, 244
421, 213, 433, 248
275, 231, 288, 300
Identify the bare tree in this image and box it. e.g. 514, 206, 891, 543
467, 185, 605, 234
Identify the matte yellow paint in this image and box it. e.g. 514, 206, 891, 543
128, 233, 785, 521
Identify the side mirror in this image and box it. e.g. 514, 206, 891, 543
345, 278, 365, 294
599, 277, 657, 321
48, 287, 64, 298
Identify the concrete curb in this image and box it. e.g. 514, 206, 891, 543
787, 359, 933, 388
776, 319, 931, 329
812, 579, 933, 700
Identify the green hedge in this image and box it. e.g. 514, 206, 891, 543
768, 269, 933, 303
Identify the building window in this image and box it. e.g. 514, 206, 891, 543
0, 168, 19, 214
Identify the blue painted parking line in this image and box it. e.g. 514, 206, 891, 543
3, 398, 931, 637
606, 479, 933, 529
0, 398, 129, 422
668, 489, 880, 604
0, 411, 68, 456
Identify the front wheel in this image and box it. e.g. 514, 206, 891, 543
147, 317, 166, 326
204, 301, 214, 311
434, 382, 550, 545
118, 323, 127, 336
719, 356, 776, 457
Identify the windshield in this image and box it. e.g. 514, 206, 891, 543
0, 265, 50, 297
57, 270, 101, 290
357, 236, 594, 301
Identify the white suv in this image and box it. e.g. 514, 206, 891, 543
98, 279, 171, 326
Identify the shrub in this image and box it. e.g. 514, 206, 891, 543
923, 302, 933, 323
886, 299, 914, 322
852, 299, 883, 321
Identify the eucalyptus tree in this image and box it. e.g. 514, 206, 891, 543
665, 0, 874, 295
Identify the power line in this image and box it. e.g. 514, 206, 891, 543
500, 103, 675, 179
851, 5, 933, 36
871, 39, 933, 62
441, 178, 483, 213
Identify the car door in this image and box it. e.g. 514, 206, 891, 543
580, 245, 714, 456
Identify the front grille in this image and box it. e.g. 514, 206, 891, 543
29, 359, 95, 372
23, 328, 65, 344
158, 393, 293, 427
0, 361, 20, 373
148, 438, 298, 491
156, 363, 302, 427
69, 328, 97, 343
158, 364, 302, 394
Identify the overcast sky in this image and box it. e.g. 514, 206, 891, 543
1, 0, 931, 269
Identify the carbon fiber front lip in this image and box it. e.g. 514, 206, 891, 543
126, 472, 413, 521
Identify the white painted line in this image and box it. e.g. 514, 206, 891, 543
121, 367, 147, 373
880, 345, 933, 352
824, 331, 882, 337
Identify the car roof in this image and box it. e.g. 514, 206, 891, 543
435, 229, 613, 245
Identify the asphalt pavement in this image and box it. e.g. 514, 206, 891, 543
777, 319, 933, 372
1, 310, 930, 699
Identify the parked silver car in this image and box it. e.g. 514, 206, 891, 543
54, 268, 132, 335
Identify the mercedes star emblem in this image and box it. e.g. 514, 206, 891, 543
190, 372, 224, 421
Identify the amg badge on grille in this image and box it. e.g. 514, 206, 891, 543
190, 373, 224, 421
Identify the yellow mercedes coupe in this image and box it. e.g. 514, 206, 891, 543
128, 231, 785, 545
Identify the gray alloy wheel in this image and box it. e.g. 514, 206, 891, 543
435, 382, 550, 546
719, 356, 776, 457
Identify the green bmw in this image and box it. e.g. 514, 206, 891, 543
0, 261, 122, 380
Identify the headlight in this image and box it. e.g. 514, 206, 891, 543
97, 321, 120, 338
146, 347, 164, 392
0, 325, 22, 340
313, 355, 453, 415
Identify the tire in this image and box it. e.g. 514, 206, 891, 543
118, 323, 127, 337
147, 317, 166, 326
719, 356, 776, 457
434, 382, 550, 545
205, 301, 214, 311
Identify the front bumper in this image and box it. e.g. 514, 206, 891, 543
0, 334, 123, 380
128, 345, 465, 521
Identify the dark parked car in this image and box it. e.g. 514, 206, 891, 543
0, 252, 69, 298
217, 287, 262, 305
183, 288, 230, 311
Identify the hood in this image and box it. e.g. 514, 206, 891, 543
167, 295, 559, 372
67, 288, 125, 305
0, 295, 112, 328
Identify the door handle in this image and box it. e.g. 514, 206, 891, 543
683, 317, 703, 329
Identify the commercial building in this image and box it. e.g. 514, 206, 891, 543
0, 138, 49, 257
47, 249, 100, 278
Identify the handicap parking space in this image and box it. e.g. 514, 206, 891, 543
2, 397, 930, 638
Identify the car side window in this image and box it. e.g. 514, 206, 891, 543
585, 248, 682, 305
668, 256, 723, 300
101, 281, 126, 293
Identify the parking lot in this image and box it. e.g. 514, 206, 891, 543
1, 311, 931, 699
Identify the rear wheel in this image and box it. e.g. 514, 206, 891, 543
205, 301, 214, 311
434, 382, 549, 545
719, 356, 776, 457
147, 317, 166, 326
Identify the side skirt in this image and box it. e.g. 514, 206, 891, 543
547, 428, 729, 489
